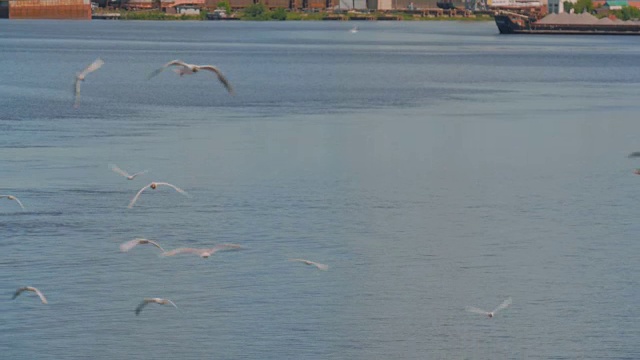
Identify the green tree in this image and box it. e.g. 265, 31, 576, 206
613, 5, 640, 19
270, 7, 287, 20
217, 0, 231, 13
244, 3, 266, 17
573, 0, 594, 13
563, 1, 574, 12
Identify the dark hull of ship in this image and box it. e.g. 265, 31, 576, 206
495, 14, 640, 35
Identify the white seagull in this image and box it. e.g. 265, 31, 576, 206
466, 297, 512, 318
350, 26, 359, 33
120, 238, 166, 253
110, 164, 148, 180
1, 195, 25, 211
289, 258, 329, 271
12, 286, 48, 304
135, 298, 177, 315
127, 182, 190, 209
161, 244, 244, 258
148, 60, 234, 95
74, 58, 104, 108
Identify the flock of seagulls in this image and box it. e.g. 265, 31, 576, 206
8, 56, 520, 321
72, 57, 234, 109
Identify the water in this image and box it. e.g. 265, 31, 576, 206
1, 19, 640, 359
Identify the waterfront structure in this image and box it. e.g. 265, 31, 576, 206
0, 0, 91, 19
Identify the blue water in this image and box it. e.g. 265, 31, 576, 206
1, 19, 640, 359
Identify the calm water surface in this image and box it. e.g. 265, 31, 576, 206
1, 20, 639, 359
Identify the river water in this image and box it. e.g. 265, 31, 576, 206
1, 19, 639, 359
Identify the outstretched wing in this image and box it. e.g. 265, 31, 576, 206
129, 170, 148, 179
465, 306, 488, 315
166, 299, 178, 309
74, 78, 82, 108
146, 240, 165, 252
313, 262, 329, 271
110, 164, 131, 178
11, 197, 25, 210
198, 65, 234, 95
135, 299, 150, 315
127, 184, 152, 209
148, 60, 189, 80
161, 248, 201, 257
78, 58, 104, 79
120, 239, 142, 252
492, 297, 512, 314
32, 288, 48, 304
12, 287, 27, 300
155, 183, 190, 197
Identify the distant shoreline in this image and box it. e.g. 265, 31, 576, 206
93, 9, 494, 22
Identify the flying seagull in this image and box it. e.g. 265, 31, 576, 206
161, 244, 244, 258
289, 258, 329, 271
12, 286, 48, 304
148, 60, 234, 95
120, 238, 165, 253
1, 195, 25, 210
110, 164, 148, 180
74, 58, 104, 108
127, 182, 190, 209
135, 298, 177, 315
350, 26, 359, 33
466, 297, 512, 318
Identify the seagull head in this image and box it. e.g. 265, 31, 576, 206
201, 252, 211, 258
150, 183, 157, 189
488, 313, 494, 318
635, 169, 640, 175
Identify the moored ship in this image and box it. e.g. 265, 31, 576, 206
495, 11, 640, 34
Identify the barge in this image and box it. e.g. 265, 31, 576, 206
495, 11, 640, 34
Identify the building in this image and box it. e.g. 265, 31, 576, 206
0, 0, 91, 19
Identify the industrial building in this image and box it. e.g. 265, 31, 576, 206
0, 0, 91, 19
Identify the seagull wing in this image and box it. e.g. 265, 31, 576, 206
212, 243, 244, 251
120, 239, 142, 252
12, 197, 25, 210
135, 299, 151, 315
74, 78, 82, 108
161, 248, 202, 257
110, 164, 131, 178
313, 262, 329, 271
465, 306, 489, 315
12, 287, 27, 300
166, 299, 178, 309
197, 65, 234, 95
146, 240, 165, 252
148, 60, 189, 80
492, 297, 512, 314
78, 58, 104, 79
32, 287, 48, 304
154, 182, 190, 197
129, 170, 148, 179
127, 183, 152, 209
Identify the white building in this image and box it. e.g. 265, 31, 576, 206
548, 0, 576, 13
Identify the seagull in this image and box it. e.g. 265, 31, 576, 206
120, 238, 165, 253
74, 58, 104, 108
289, 258, 329, 271
12, 286, 48, 304
161, 244, 244, 258
135, 298, 177, 315
147, 60, 234, 95
634, 169, 640, 175
466, 297, 512, 318
0, 195, 25, 210
127, 182, 190, 209
350, 26, 359, 33
110, 164, 148, 180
